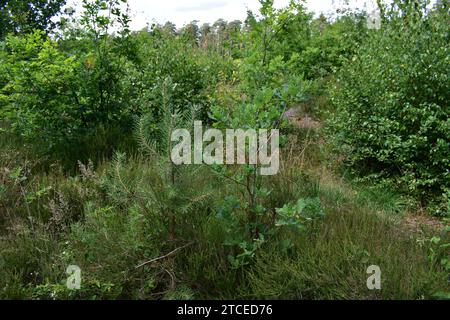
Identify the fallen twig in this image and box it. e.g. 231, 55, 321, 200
135, 242, 194, 269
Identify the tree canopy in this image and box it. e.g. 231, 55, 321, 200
0, 0, 67, 39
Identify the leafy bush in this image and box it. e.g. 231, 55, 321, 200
0, 31, 81, 145
295, 13, 368, 80
328, 2, 449, 213
0, 1, 139, 162
0, 30, 137, 159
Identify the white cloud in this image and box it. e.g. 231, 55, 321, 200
66, 0, 379, 30
176, 1, 228, 12
125, 0, 290, 29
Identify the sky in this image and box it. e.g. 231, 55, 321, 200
125, 0, 378, 29
66, 0, 380, 30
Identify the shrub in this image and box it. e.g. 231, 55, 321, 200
0, 30, 137, 161
328, 1, 449, 213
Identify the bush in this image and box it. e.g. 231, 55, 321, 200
0, 30, 137, 161
294, 13, 368, 80
328, 2, 449, 213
